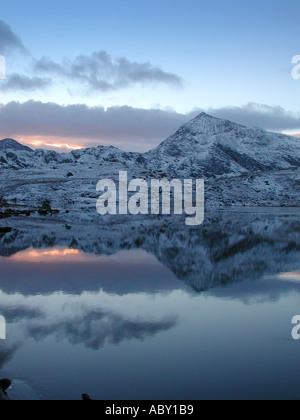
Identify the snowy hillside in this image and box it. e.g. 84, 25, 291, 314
0, 138, 33, 153
1, 112, 300, 177
0, 112, 299, 213
145, 113, 300, 178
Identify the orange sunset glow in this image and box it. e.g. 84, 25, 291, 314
282, 132, 300, 138
279, 271, 300, 282
14, 136, 85, 151
30, 141, 84, 150
6, 248, 83, 262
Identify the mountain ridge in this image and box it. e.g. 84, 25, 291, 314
0, 138, 33, 153
1, 112, 300, 178
145, 112, 300, 178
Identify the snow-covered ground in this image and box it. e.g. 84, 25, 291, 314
0, 113, 299, 218
0, 162, 299, 224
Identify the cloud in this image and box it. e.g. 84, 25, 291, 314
0, 344, 20, 369
0, 73, 52, 92
0, 305, 43, 322
208, 103, 300, 132
29, 311, 176, 350
0, 101, 299, 152
0, 20, 27, 54
34, 51, 183, 92
284, 132, 300, 138
0, 299, 177, 351
0, 100, 193, 150
208, 278, 300, 306
0, 21, 182, 94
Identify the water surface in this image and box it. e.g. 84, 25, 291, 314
0, 211, 299, 400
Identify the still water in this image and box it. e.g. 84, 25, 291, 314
0, 211, 299, 400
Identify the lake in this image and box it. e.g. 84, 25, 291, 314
0, 209, 299, 400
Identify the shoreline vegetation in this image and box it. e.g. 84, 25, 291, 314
0, 198, 60, 219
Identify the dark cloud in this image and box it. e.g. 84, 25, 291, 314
34, 51, 183, 92
208, 103, 300, 132
0, 74, 51, 92
0, 101, 193, 150
208, 278, 300, 306
29, 311, 177, 350
0, 344, 20, 369
0, 20, 27, 54
0, 101, 299, 151
0, 305, 43, 323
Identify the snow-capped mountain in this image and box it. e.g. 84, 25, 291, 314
0, 142, 145, 170
69, 145, 145, 167
0, 138, 33, 152
145, 113, 300, 178
0, 112, 299, 212
1, 112, 300, 176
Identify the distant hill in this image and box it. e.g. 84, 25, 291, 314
0, 114, 299, 210
0, 114, 299, 178
0, 138, 33, 153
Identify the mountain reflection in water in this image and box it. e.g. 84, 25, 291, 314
0, 210, 299, 400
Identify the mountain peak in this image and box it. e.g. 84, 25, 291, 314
195, 112, 215, 119
190, 112, 219, 124
0, 138, 33, 152
146, 112, 300, 178
190, 112, 238, 128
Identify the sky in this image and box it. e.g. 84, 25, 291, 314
0, 0, 300, 152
